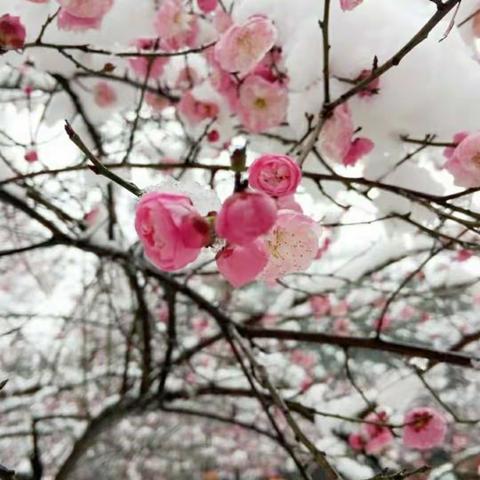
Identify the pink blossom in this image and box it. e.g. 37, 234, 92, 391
320, 104, 373, 166
156, 302, 169, 323
215, 191, 277, 246
178, 91, 219, 125
192, 315, 210, 334
400, 305, 417, 321
57, 0, 113, 18
238, 76, 288, 133
210, 61, 239, 111
259, 210, 319, 282
332, 317, 351, 336
455, 249, 473, 262
0, 15, 26, 50
249, 154, 301, 197
300, 375, 313, 392
340, 0, 364, 11
159, 157, 180, 175
445, 132, 480, 188
252, 49, 283, 83
403, 407, 447, 450
216, 239, 268, 287
145, 92, 171, 112
197, 0, 217, 14
348, 433, 365, 451
443, 132, 469, 160
310, 295, 331, 318
276, 195, 303, 213
93, 82, 117, 108
374, 314, 392, 332
349, 411, 393, 454
343, 137, 374, 167
213, 8, 233, 33
83, 206, 101, 226
135, 192, 210, 271
154, 0, 198, 51
176, 66, 200, 90
261, 314, 278, 327
57, 9, 102, 31
290, 349, 316, 370
214, 16, 277, 76
24, 150, 38, 163
363, 411, 394, 454
128, 38, 169, 79
356, 69, 380, 98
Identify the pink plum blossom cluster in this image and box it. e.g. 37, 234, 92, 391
349, 407, 447, 454
135, 154, 321, 287
8, 0, 378, 159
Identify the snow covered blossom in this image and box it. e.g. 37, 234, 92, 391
135, 192, 211, 271
403, 407, 447, 450
215, 191, 277, 246
249, 154, 301, 197
214, 15, 277, 76
0, 14, 26, 50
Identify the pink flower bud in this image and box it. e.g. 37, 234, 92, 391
216, 239, 268, 287
216, 191, 277, 245
340, 0, 364, 11
207, 130, 220, 143
135, 192, 210, 271
24, 150, 38, 163
0, 14, 26, 51
249, 154, 301, 197
197, 0, 218, 14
